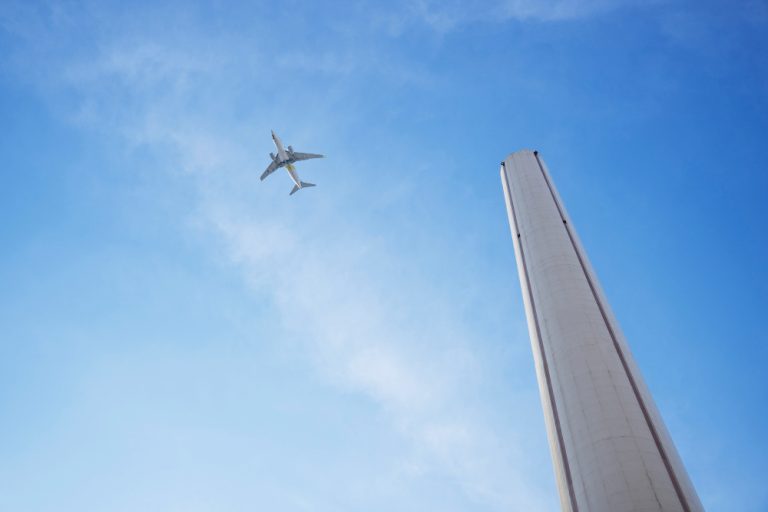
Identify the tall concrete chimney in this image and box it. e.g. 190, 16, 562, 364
501, 150, 703, 512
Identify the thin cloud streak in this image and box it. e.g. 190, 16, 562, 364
406, 0, 650, 31
1, 11, 554, 510
209, 209, 547, 510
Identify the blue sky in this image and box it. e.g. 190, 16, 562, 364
1, 1, 767, 511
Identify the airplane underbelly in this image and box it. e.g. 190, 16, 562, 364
285, 164, 300, 186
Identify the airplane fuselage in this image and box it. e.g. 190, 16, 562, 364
271, 131, 301, 187
284, 163, 300, 187
272, 131, 289, 162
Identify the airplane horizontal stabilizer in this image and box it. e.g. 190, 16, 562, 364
289, 182, 315, 196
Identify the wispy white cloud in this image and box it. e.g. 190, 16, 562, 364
405, 0, 650, 32
0, 4, 553, 510
208, 206, 547, 510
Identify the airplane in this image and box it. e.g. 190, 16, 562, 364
261, 130, 324, 195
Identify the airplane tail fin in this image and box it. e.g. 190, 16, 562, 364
289, 182, 316, 196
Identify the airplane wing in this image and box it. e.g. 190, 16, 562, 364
291, 152, 324, 162
260, 160, 280, 181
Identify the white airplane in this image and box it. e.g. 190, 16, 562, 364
261, 130, 324, 195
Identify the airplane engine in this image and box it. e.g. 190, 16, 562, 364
287, 145, 294, 154
270, 152, 276, 160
